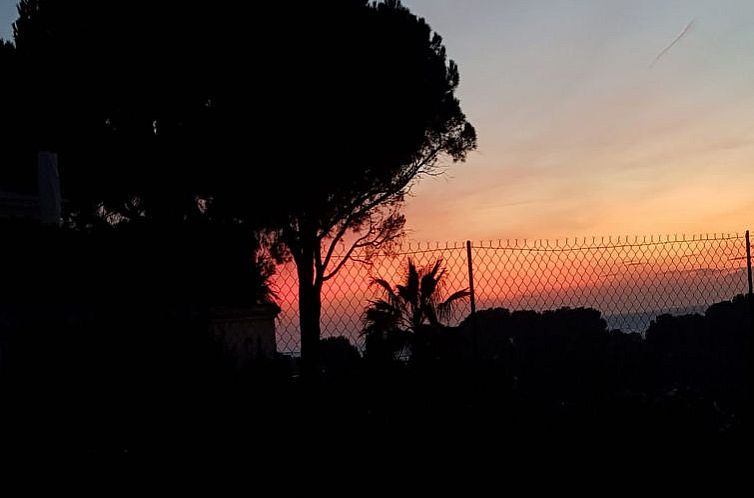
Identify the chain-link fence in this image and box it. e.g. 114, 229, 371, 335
271, 232, 751, 354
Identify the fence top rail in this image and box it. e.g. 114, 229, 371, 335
472, 233, 744, 252
325, 233, 746, 259
327, 240, 469, 259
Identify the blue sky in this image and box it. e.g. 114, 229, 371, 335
0, 0, 14, 41
4, 1, 754, 240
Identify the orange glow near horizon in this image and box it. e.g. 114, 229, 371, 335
272, 234, 749, 352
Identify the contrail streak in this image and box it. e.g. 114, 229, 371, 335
650, 18, 696, 68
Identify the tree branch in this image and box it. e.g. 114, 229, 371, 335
322, 209, 404, 282
322, 229, 374, 282
314, 238, 324, 288
317, 141, 447, 243
316, 142, 446, 283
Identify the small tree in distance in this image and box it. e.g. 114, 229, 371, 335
363, 259, 471, 360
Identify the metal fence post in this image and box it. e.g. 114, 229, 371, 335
747, 230, 753, 297
466, 240, 478, 361
466, 240, 476, 315
745, 230, 754, 407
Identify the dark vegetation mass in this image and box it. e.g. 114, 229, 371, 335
1, 224, 751, 453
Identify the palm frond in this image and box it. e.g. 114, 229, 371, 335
370, 277, 399, 306
370, 277, 394, 295
362, 298, 401, 334
437, 288, 471, 322
419, 272, 439, 302
422, 303, 440, 327
404, 259, 420, 307
396, 283, 414, 305
427, 259, 443, 280
419, 259, 444, 300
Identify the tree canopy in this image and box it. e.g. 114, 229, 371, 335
2, 0, 476, 360
4, 1, 245, 224
3, 0, 475, 225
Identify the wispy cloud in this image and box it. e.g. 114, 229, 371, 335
650, 18, 696, 68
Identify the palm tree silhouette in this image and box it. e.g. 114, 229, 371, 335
363, 258, 470, 341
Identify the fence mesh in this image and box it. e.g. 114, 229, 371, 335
271, 233, 750, 354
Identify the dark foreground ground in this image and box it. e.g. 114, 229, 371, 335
1, 345, 751, 458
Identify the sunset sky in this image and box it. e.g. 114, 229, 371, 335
3, 1, 754, 241
400, 0, 754, 241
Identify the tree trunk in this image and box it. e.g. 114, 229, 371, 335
299, 280, 322, 365
295, 245, 322, 373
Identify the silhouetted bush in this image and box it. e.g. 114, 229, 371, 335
0, 220, 283, 451
319, 336, 361, 378
645, 294, 751, 410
